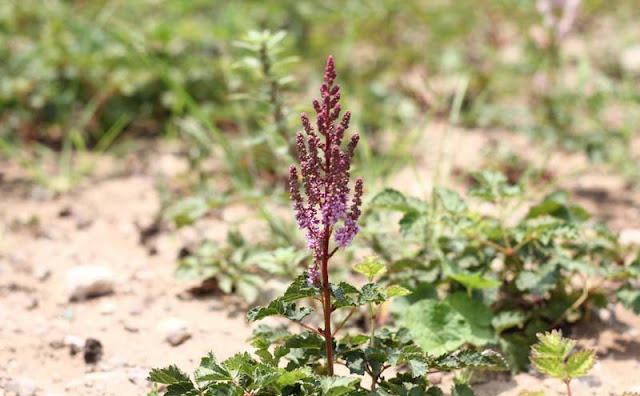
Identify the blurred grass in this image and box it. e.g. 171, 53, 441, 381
1, 0, 640, 190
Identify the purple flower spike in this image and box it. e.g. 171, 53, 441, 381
288, 56, 364, 268
307, 266, 320, 286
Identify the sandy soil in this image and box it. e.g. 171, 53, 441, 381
1, 127, 639, 396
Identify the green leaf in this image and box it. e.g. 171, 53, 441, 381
518, 392, 545, 396
492, 311, 527, 334
203, 383, 244, 396
358, 283, 387, 305
444, 292, 495, 346
530, 330, 574, 380
500, 333, 532, 372
165, 383, 198, 396
617, 286, 640, 314
526, 191, 590, 222
148, 365, 191, 385
319, 376, 360, 395
399, 210, 428, 237
246, 300, 313, 322
276, 367, 312, 386
281, 275, 319, 302
371, 189, 412, 212
399, 299, 471, 355
451, 383, 476, 396
354, 256, 387, 281
453, 349, 509, 371
565, 350, 596, 379
285, 331, 325, 349
386, 285, 411, 298
516, 262, 559, 296
435, 187, 467, 213
341, 350, 366, 375
194, 353, 233, 386
166, 197, 210, 228
449, 272, 501, 290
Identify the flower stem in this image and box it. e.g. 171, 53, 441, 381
565, 379, 572, 396
321, 227, 334, 376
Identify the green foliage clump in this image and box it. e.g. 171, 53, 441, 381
364, 170, 639, 371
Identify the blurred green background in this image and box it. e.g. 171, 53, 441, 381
1, 0, 639, 191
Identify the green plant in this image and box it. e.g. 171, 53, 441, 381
175, 231, 308, 304
529, 330, 595, 396
519, 331, 640, 396
364, 170, 638, 370
148, 56, 509, 396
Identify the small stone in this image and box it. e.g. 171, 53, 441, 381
84, 338, 103, 364
597, 307, 611, 322
7, 378, 37, 396
65, 265, 115, 301
122, 320, 139, 333
620, 44, 640, 74
64, 335, 86, 355
158, 318, 192, 346
126, 367, 148, 385
129, 305, 143, 316
427, 372, 443, 385
22, 296, 38, 310
619, 228, 640, 246
98, 302, 116, 315
62, 308, 75, 321
50, 339, 66, 349
34, 267, 51, 282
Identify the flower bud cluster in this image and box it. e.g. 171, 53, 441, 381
289, 56, 363, 269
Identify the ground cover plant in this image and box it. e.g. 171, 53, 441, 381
520, 330, 639, 396
148, 56, 510, 396
363, 172, 640, 370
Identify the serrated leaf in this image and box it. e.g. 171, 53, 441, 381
530, 330, 574, 380
516, 262, 559, 296
148, 365, 191, 385
246, 299, 313, 322
371, 189, 412, 212
451, 383, 476, 396
399, 210, 428, 237
285, 331, 325, 349
194, 353, 233, 386
386, 285, 411, 298
331, 282, 360, 308
203, 383, 244, 396
492, 310, 527, 333
426, 388, 445, 396
565, 350, 596, 379
454, 349, 509, 371
449, 272, 501, 290
319, 376, 360, 395
435, 187, 467, 213
281, 275, 319, 302
342, 350, 366, 375
165, 382, 198, 396
276, 367, 313, 386
354, 256, 387, 281
358, 283, 387, 305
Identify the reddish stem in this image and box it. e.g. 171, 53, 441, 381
321, 98, 335, 376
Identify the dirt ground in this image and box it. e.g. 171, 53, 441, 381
1, 126, 640, 396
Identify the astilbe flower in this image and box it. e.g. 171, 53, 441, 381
289, 56, 363, 280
